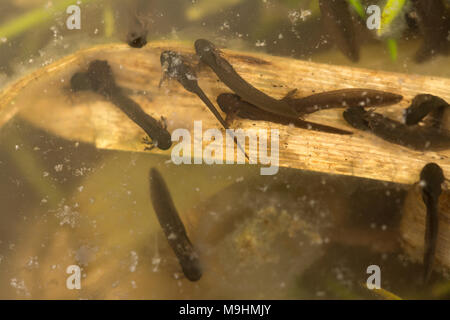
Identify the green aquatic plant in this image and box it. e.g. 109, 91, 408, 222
347, 0, 365, 18
379, 0, 409, 62
0, 0, 97, 42
387, 38, 398, 61
185, 0, 243, 21
102, 3, 115, 38
378, 0, 407, 37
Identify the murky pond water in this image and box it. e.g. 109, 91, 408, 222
0, 0, 449, 299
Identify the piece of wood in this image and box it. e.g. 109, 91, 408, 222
0, 41, 448, 184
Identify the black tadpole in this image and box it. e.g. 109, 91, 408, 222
127, 31, 148, 48
419, 163, 445, 283
343, 103, 450, 151
149, 168, 202, 282
160, 50, 249, 160
403, 94, 449, 129
318, 0, 360, 62
70, 60, 172, 150
217, 93, 352, 135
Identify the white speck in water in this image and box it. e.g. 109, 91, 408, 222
220, 21, 230, 30
278, 33, 283, 39
236, 176, 244, 182
419, 180, 426, 187
152, 256, 161, 273
15, 145, 20, 150
78, 186, 84, 192
168, 233, 177, 240
255, 40, 266, 47
300, 9, 312, 21
26, 256, 39, 269
1, 37, 7, 43
55, 204, 79, 228
186, 72, 197, 81
94, 28, 99, 35
131, 280, 137, 289
54, 164, 63, 172
10, 278, 30, 297
43, 171, 49, 177
130, 251, 138, 273
316, 291, 325, 297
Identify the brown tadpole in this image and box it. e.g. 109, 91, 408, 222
125, 1, 152, 48
319, 0, 360, 62
343, 101, 450, 151
70, 60, 172, 150
403, 94, 449, 129
160, 50, 249, 160
420, 163, 445, 283
217, 93, 352, 135
148, 168, 202, 282
194, 39, 300, 119
412, 0, 450, 63
287, 89, 403, 116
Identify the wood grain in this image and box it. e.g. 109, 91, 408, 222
0, 41, 448, 184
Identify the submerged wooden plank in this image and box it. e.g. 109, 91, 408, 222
0, 41, 448, 184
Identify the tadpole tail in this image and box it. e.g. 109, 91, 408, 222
196, 88, 250, 161
288, 89, 403, 115
110, 93, 172, 150
149, 168, 202, 281
296, 119, 353, 135
404, 94, 449, 127
422, 193, 439, 284
319, 0, 360, 62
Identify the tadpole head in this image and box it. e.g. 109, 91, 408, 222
160, 50, 199, 93
405, 94, 434, 125
342, 107, 370, 131
86, 60, 117, 96
420, 163, 445, 188
160, 50, 177, 67
194, 39, 216, 59
70, 72, 91, 92
127, 30, 148, 48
